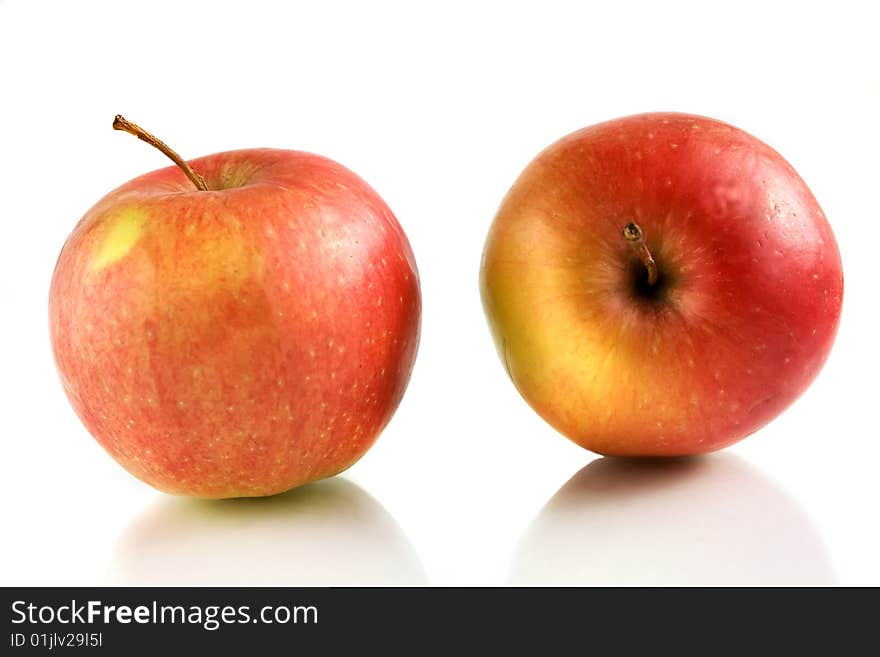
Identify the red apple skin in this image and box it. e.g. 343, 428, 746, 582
50, 149, 420, 498
480, 113, 843, 456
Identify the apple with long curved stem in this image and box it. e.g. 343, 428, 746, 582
50, 116, 420, 498
480, 112, 843, 456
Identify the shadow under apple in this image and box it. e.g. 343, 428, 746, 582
508, 453, 834, 585
107, 477, 427, 586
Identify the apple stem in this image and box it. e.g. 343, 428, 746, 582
112, 115, 208, 191
623, 222, 658, 286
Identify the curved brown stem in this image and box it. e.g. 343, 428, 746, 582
113, 115, 208, 191
622, 222, 658, 286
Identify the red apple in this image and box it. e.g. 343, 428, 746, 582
480, 112, 842, 456
50, 117, 420, 497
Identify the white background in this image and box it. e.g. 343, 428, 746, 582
1, 0, 877, 586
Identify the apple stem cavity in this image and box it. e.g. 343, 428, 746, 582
112, 115, 209, 191
622, 222, 658, 287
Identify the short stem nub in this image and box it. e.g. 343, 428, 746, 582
622, 222, 658, 287
113, 115, 208, 191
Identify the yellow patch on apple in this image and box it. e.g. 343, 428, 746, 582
91, 207, 146, 270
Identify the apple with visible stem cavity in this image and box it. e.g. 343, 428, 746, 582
50, 116, 420, 498
480, 112, 843, 456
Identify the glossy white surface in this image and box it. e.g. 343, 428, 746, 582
1, 0, 877, 585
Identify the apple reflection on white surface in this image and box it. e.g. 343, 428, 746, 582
509, 454, 834, 586
107, 478, 426, 586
